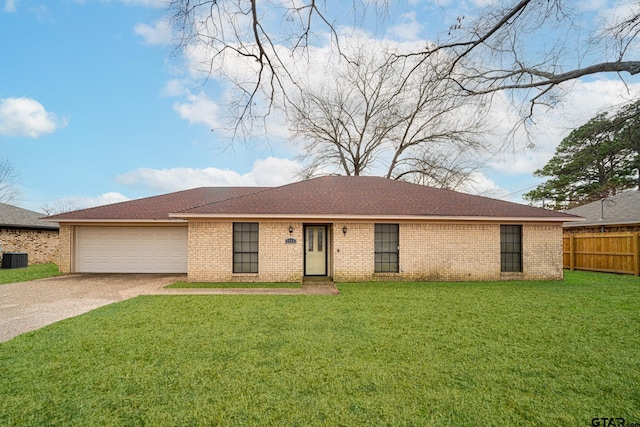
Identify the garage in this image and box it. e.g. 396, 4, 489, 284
75, 226, 188, 273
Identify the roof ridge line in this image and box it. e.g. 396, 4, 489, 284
172, 186, 274, 214
172, 179, 313, 214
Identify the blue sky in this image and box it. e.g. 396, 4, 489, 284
1, 0, 639, 212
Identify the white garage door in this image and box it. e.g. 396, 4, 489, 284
75, 226, 188, 273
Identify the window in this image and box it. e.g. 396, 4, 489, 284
233, 222, 258, 273
501, 225, 522, 273
375, 224, 399, 273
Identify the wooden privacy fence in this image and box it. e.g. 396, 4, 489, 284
563, 232, 640, 275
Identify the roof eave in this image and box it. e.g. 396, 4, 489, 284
170, 212, 579, 222
564, 219, 639, 227
0, 223, 60, 230
48, 219, 187, 224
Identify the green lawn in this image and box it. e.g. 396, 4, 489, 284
1, 271, 639, 425
0, 262, 61, 284
167, 281, 302, 289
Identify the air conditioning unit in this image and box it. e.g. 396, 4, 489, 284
2, 252, 28, 269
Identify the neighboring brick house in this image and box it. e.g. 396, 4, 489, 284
0, 202, 59, 266
46, 176, 580, 282
563, 191, 640, 233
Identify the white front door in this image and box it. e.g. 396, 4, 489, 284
305, 225, 327, 275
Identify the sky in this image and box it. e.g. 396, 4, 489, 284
1, 0, 639, 213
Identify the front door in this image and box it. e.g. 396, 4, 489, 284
305, 225, 327, 275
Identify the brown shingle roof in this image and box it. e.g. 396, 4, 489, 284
45, 187, 267, 221
46, 176, 580, 222
175, 176, 579, 220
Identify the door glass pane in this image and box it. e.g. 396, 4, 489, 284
307, 228, 314, 252
318, 228, 323, 252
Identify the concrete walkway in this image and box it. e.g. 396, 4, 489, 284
158, 283, 340, 296
0, 274, 339, 343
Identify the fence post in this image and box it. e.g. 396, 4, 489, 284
570, 234, 575, 271
634, 232, 640, 276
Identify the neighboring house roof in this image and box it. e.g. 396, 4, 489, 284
563, 191, 640, 228
0, 202, 59, 230
47, 176, 580, 223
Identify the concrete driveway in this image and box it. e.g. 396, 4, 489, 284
0, 274, 185, 343
1, 274, 339, 343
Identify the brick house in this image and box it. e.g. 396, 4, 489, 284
47, 176, 580, 282
0, 202, 59, 265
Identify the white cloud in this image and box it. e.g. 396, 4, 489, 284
469, 0, 499, 6
0, 97, 66, 137
50, 192, 130, 211
172, 92, 222, 129
248, 157, 301, 186
116, 157, 301, 192
168, 29, 434, 136
581, 0, 607, 11
483, 78, 640, 177
162, 5, 640, 201
457, 172, 507, 198
387, 11, 423, 40
115, 0, 169, 7
600, 0, 640, 28
73, 0, 169, 6
3, 0, 17, 12
134, 19, 173, 45
163, 79, 192, 97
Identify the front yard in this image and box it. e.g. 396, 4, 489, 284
0, 263, 61, 284
0, 271, 638, 425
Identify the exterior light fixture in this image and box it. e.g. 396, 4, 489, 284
289, 226, 294, 235
342, 226, 347, 235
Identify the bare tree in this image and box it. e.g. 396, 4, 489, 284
170, 0, 640, 133
393, 145, 480, 191
0, 158, 21, 204
40, 201, 74, 216
289, 45, 488, 187
170, 0, 369, 138
413, 0, 640, 117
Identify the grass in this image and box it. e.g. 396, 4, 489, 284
166, 281, 302, 289
0, 262, 62, 284
0, 271, 639, 425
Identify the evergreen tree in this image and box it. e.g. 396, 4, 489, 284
524, 104, 639, 210
614, 100, 640, 190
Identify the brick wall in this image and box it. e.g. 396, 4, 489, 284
333, 223, 500, 282
58, 225, 73, 273
188, 221, 303, 283
57, 220, 563, 282
522, 224, 563, 280
188, 221, 231, 282
187, 220, 563, 282
331, 222, 563, 282
259, 221, 303, 282
399, 223, 502, 281
0, 227, 59, 266
333, 222, 374, 282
